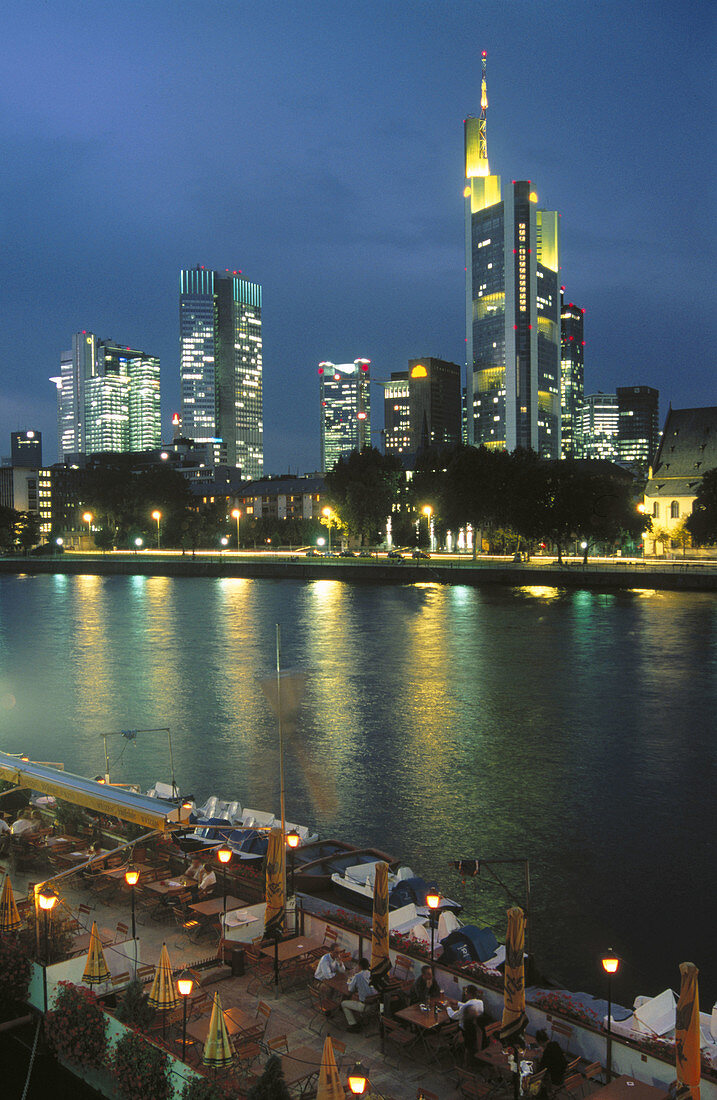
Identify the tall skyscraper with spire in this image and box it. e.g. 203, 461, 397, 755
464, 53, 561, 458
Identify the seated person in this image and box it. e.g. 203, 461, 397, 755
447, 984, 485, 1028
462, 1003, 490, 1065
314, 943, 347, 982
341, 957, 378, 1030
535, 1029, 568, 1091
197, 863, 217, 897
409, 964, 442, 1004
184, 856, 204, 883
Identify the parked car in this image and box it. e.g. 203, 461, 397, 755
412, 549, 430, 560
357, 550, 373, 559
305, 549, 319, 557
387, 549, 404, 561
339, 550, 356, 558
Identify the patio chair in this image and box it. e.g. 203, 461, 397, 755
525, 1070, 547, 1097
233, 1037, 262, 1080
550, 1021, 574, 1052
381, 1017, 417, 1066
308, 984, 338, 1034
246, 944, 277, 995
581, 1062, 603, 1086
556, 1073, 585, 1100
266, 1035, 289, 1055
391, 954, 415, 983
457, 1068, 496, 1100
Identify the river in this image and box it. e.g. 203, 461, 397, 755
0, 573, 714, 1006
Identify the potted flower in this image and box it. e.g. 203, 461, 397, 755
0, 936, 32, 1020
112, 1029, 171, 1100
44, 981, 108, 1069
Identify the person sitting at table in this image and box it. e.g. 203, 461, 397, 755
314, 943, 346, 982
535, 1029, 568, 1092
409, 964, 442, 1004
462, 1002, 490, 1066
341, 957, 377, 1030
197, 863, 217, 897
447, 984, 485, 1028
184, 856, 204, 883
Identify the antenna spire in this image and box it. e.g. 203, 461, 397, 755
478, 50, 489, 172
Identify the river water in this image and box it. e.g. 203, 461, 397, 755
1, 573, 714, 1005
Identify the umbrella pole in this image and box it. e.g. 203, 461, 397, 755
274, 935, 280, 990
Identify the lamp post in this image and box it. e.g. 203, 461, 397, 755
421, 505, 433, 552
38, 886, 58, 1012
125, 866, 139, 977
231, 508, 241, 549
151, 510, 161, 549
426, 888, 441, 966
82, 511, 93, 542
134, 536, 143, 554
602, 950, 620, 1082
217, 845, 232, 926
286, 829, 300, 896
322, 506, 333, 553
347, 1064, 386, 1098
316, 537, 325, 553
177, 971, 194, 1062
220, 536, 228, 557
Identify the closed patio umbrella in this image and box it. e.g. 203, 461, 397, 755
148, 943, 179, 1012
264, 826, 285, 940
82, 921, 111, 987
202, 991, 234, 1070
370, 861, 391, 991
317, 1034, 344, 1100
500, 906, 529, 1044
675, 962, 701, 1100
0, 874, 21, 932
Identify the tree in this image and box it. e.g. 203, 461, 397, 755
0, 506, 18, 552
247, 1054, 291, 1100
15, 511, 40, 552
443, 446, 512, 557
686, 468, 717, 545
324, 448, 402, 545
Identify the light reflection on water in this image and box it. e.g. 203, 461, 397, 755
0, 575, 715, 1003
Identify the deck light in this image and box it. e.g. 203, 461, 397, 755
286, 830, 300, 849
602, 950, 620, 1082
38, 886, 58, 911
125, 867, 139, 887
178, 971, 194, 1060
602, 953, 619, 974
425, 889, 441, 910
347, 1064, 368, 1094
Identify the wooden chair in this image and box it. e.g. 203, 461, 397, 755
266, 1035, 289, 1055
525, 1070, 547, 1097
485, 1020, 503, 1041
233, 1037, 262, 1079
391, 954, 415, 983
457, 1068, 495, 1100
550, 1020, 574, 1051
581, 1062, 603, 1087
557, 1073, 585, 1100
322, 924, 339, 947
381, 1017, 417, 1066
111, 971, 130, 991
308, 984, 338, 1034
188, 991, 210, 1020
136, 963, 155, 984
331, 1036, 347, 1070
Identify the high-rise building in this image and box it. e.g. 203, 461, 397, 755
383, 371, 410, 456
11, 431, 42, 467
51, 334, 160, 460
617, 386, 659, 477
318, 359, 371, 472
580, 393, 619, 461
384, 359, 461, 457
179, 266, 263, 478
560, 292, 584, 457
464, 53, 561, 457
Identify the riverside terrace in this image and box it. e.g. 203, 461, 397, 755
1, 822, 712, 1100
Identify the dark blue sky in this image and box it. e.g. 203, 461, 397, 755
2, 1, 714, 472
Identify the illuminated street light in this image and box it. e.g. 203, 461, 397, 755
426, 888, 441, 965
421, 505, 434, 552
151, 510, 162, 549
220, 536, 228, 556
316, 537, 325, 549
82, 512, 93, 540
125, 866, 139, 941
602, 951, 620, 1082
177, 970, 194, 1061
322, 506, 333, 554
286, 829, 300, 896
347, 1064, 368, 1095
231, 508, 241, 549
217, 845, 232, 923
38, 885, 58, 1011
134, 537, 143, 554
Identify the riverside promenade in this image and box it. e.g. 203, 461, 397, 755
2, 550, 716, 592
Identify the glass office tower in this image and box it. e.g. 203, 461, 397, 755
560, 292, 585, 457
319, 359, 371, 472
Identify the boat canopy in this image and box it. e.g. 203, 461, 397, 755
0, 752, 190, 830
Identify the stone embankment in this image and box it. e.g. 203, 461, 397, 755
1, 553, 716, 592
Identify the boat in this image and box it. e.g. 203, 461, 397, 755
294, 845, 399, 893
331, 862, 463, 916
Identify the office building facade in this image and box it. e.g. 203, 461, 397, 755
383, 372, 410, 456
180, 266, 263, 478
464, 55, 561, 457
580, 393, 619, 461
617, 386, 659, 477
11, 431, 42, 467
384, 359, 461, 457
560, 293, 584, 457
319, 359, 371, 472
52, 333, 160, 460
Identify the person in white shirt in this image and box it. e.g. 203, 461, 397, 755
185, 856, 204, 882
341, 957, 378, 1028
447, 984, 485, 1029
314, 944, 346, 982
197, 865, 217, 896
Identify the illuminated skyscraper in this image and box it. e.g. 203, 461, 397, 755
383, 371, 410, 456
318, 359, 370, 472
180, 266, 263, 478
51, 334, 160, 459
580, 392, 619, 461
384, 358, 461, 457
617, 386, 659, 477
464, 53, 561, 457
560, 292, 585, 457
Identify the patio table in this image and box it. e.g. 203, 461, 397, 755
278, 1044, 324, 1094
589, 1076, 669, 1100
186, 1010, 246, 1045
259, 935, 323, 966
189, 895, 246, 916
144, 878, 188, 895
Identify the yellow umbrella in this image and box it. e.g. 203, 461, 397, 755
82, 921, 111, 987
264, 826, 285, 940
202, 990, 234, 1070
370, 861, 391, 990
0, 874, 21, 932
148, 943, 179, 1012
317, 1034, 344, 1100
675, 962, 701, 1100
500, 906, 529, 1044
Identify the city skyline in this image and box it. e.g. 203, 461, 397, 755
1, 2, 714, 472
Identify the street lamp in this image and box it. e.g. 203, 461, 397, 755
426, 888, 441, 965
316, 537, 325, 551
38, 885, 58, 1012
602, 950, 620, 1082
82, 511, 93, 537
217, 845, 232, 925
220, 536, 228, 556
422, 505, 433, 552
286, 829, 300, 897
124, 866, 139, 941
322, 506, 333, 554
177, 971, 194, 1062
151, 510, 161, 549
347, 1064, 369, 1095
134, 537, 143, 554
231, 508, 241, 549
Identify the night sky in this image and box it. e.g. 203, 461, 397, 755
2, 1, 714, 473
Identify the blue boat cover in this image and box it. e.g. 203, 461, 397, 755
440, 925, 499, 965
390, 876, 430, 908
237, 829, 268, 856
